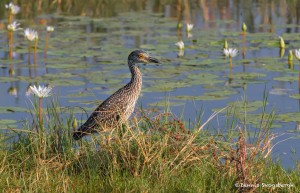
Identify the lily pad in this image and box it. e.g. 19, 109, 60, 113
277, 112, 300, 123
0, 119, 17, 126
230, 72, 266, 80
0, 107, 28, 114
0, 77, 19, 82
174, 89, 237, 101
66, 92, 95, 98
229, 100, 266, 113
148, 100, 185, 107
144, 81, 190, 92
274, 76, 298, 82
289, 94, 300, 99
186, 73, 224, 85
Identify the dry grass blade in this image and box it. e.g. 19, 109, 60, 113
170, 107, 227, 171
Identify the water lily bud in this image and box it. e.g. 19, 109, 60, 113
242, 22, 247, 32
224, 39, 228, 49
288, 50, 293, 61
177, 22, 182, 29
279, 36, 285, 49
288, 60, 293, 69
72, 118, 78, 130
9, 68, 15, 75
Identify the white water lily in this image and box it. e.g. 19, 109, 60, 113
175, 41, 184, 50
223, 48, 238, 58
5, 2, 20, 14
10, 4, 20, 14
5, 2, 13, 9
7, 21, 21, 31
29, 85, 52, 98
24, 28, 38, 41
186, 23, 193, 32
29, 85, 52, 131
294, 49, 300, 61
46, 26, 54, 32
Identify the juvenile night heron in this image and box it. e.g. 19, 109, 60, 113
73, 50, 160, 140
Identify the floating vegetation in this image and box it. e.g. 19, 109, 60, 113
186, 73, 224, 85
0, 106, 28, 114
174, 89, 237, 101
227, 100, 266, 113
143, 81, 190, 92
0, 119, 17, 127
273, 76, 298, 82
277, 112, 300, 123
230, 72, 267, 80
148, 100, 184, 107
270, 88, 292, 96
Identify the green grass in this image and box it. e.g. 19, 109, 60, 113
0, 97, 299, 193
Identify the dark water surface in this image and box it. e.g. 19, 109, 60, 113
0, 0, 300, 168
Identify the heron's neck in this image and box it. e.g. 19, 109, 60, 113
129, 62, 142, 90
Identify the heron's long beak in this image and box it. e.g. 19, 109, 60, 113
147, 56, 160, 64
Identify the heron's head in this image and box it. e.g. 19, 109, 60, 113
128, 50, 160, 65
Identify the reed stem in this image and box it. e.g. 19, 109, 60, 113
28, 44, 31, 65
44, 32, 49, 59
34, 40, 37, 64
38, 97, 43, 132
9, 31, 13, 60
8, 13, 12, 24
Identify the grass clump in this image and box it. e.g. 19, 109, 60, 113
0, 97, 299, 192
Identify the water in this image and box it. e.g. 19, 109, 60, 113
0, 0, 300, 168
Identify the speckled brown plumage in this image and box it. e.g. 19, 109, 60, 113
73, 50, 159, 140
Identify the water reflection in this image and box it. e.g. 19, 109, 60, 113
7, 85, 17, 96
296, 122, 300, 131
44, 26, 54, 59
279, 48, 285, 58
0, 1, 298, 32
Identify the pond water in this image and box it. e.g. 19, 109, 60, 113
0, 0, 300, 168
